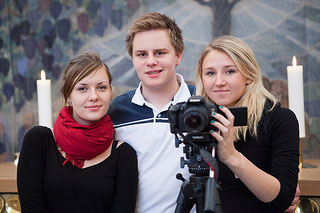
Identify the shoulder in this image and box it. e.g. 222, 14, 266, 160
108, 90, 136, 118
115, 141, 136, 153
270, 106, 298, 125
111, 141, 137, 167
258, 101, 299, 135
263, 106, 299, 139
25, 126, 53, 138
113, 141, 137, 159
110, 90, 136, 106
108, 90, 153, 126
24, 126, 53, 145
21, 126, 54, 154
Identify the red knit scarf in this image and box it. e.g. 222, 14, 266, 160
53, 106, 113, 168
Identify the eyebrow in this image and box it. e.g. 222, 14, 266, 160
134, 48, 169, 53
153, 48, 168, 52
134, 50, 146, 53
76, 80, 109, 86
203, 65, 237, 71
225, 65, 237, 68
204, 65, 236, 69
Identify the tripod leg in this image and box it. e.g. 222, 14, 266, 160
195, 198, 205, 213
175, 180, 196, 213
204, 177, 215, 212
204, 177, 223, 213
175, 190, 195, 213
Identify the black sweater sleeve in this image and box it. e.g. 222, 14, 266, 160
267, 108, 300, 211
110, 143, 138, 213
17, 126, 51, 213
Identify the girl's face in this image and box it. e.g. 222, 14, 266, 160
201, 49, 249, 107
69, 66, 112, 125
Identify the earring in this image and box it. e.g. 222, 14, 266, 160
67, 100, 72, 106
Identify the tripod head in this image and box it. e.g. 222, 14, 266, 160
174, 132, 216, 176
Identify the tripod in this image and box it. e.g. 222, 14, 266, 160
174, 144, 223, 213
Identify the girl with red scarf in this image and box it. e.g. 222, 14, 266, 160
17, 52, 138, 213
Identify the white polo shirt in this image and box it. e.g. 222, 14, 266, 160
108, 74, 194, 212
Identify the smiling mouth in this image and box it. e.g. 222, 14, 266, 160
146, 70, 162, 75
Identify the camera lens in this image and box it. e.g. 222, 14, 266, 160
184, 113, 202, 129
182, 107, 209, 133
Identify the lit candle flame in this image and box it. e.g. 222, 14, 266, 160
292, 56, 297, 67
40, 70, 46, 80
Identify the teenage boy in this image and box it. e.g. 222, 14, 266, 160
108, 12, 299, 213
108, 12, 194, 212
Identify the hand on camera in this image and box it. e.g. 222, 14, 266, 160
210, 106, 237, 165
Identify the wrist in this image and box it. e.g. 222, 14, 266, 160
223, 150, 240, 167
223, 151, 245, 178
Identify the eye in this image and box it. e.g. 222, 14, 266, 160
204, 70, 216, 76
208, 71, 216, 76
155, 51, 164, 56
98, 85, 107, 91
136, 52, 147, 57
77, 87, 87, 92
226, 69, 236, 74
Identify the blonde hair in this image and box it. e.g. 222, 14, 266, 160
126, 12, 184, 57
195, 35, 278, 140
61, 52, 112, 104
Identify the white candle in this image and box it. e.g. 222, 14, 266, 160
36, 70, 52, 128
287, 56, 305, 138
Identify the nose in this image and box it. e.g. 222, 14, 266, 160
146, 55, 157, 66
89, 89, 98, 101
215, 73, 226, 86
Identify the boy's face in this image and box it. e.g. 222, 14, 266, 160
131, 29, 182, 91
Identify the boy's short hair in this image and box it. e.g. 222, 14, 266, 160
126, 12, 184, 57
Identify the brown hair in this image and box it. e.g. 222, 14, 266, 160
126, 12, 184, 57
195, 35, 278, 140
61, 52, 112, 103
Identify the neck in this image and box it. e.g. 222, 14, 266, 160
141, 79, 180, 110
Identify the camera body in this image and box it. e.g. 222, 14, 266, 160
168, 96, 247, 136
168, 96, 247, 175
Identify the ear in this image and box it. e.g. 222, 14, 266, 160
175, 51, 183, 67
246, 79, 252, 86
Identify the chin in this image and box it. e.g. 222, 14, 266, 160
87, 115, 104, 123
213, 100, 229, 107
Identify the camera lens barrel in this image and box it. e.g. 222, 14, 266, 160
182, 107, 210, 134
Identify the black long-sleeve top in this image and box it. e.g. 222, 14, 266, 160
17, 126, 138, 213
218, 102, 300, 213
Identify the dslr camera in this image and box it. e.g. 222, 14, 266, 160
168, 96, 247, 137
168, 96, 247, 174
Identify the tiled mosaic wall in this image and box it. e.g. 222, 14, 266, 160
0, 0, 319, 160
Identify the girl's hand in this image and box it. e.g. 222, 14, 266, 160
210, 106, 237, 164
